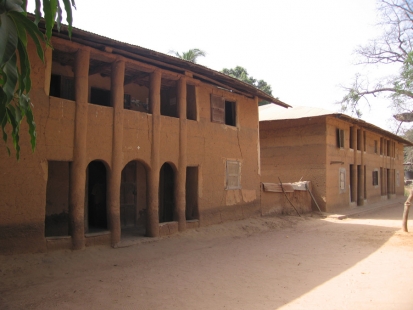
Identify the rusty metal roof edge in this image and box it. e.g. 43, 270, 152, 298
260, 111, 413, 146
30, 14, 290, 108
332, 113, 413, 146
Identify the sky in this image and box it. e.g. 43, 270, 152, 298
31, 0, 401, 132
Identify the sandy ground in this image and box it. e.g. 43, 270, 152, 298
1, 204, 413, 310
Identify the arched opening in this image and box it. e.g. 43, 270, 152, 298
120, 160, 148, 238
86, 160, 108, 232
159, 163, 175, 223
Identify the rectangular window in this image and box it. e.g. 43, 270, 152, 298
373, 170, 379, 186
363, 131, 366, 152
225, 101, 236, 126
50, 74, 75, 100
187, 84, 197, 120
90, 87, 111, 106
337, 129, 344, 148
226, 160, 241, 190
349, 127, 354, 149
380, 137, 384, 155
211, 94, 237, 126
161, 85, 177, 118
387, 140, 391, 156
124, 94, 131, 109
339, 168, 346, 192
374, 140, 378, 154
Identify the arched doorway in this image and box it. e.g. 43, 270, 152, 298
120, 160, 148, 238
159, 163, 175, 223
87, 160, 108, 232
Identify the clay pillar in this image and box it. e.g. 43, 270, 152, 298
176, 77, 187, 231
107, 59, 125, 247
358, 129, 365, 206
147, 70, 162, 237
350, 126, 357, 202
69, 48, 90, 250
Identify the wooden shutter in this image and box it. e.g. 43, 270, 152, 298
339, 169, 345, 190
211, 94, 225, 124
226, 160, 240, 189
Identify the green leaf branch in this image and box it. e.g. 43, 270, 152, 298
0, 0, 75, 159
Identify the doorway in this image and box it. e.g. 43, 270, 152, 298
87, 161, 108, 232
120, 161, 147, 237
186, 167, 199, 220
159, 163, 175, 223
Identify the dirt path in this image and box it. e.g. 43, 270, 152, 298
1, 204, 413, 310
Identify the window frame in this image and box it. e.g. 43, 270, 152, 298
211, 94, 237, 126
372, 169, 379, 186
337, 128, 345, 148
226, 160, 241, 190
339, 168, 346, 193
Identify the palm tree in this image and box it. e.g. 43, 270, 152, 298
169, 48, 206, 63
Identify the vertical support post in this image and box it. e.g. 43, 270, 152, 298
176, 77, 187, 231
147, 70, 162, 237
107, 58, 125, 247
69, 47, 90, 250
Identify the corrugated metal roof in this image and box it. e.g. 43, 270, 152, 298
31, 14, 290, 108
259, 105, 413, 146
259, 105, 332, 121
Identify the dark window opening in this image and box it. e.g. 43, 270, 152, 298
349, 127, 354, 149
50, 74, 75, 100
90, 87, 111, 107
357, 129, 361, 150
225, 101, 236, 126
124, 93, 149, 113
374, 140, 378, 154
210, 94, 237, 126
363, 131, 367, 152
373, 170, 379, 186
186, 167, 199, 220
159, 163, 175, 223
45, 161, 70, 237
187, 84, 197, 120
364, 165, 367, 199
161, 79, 177, 118
87, 161, 108, 232
337, 129, 344, 148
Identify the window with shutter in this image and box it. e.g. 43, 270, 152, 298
211, 94, 225, 124
372, 170, 379, 186
339, 168, 346, 192
226, 160, 241, 190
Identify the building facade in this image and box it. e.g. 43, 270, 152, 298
0, 23, 288, 254
259, 105, 412, 212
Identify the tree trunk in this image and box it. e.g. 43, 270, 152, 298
402, 189, 413, 232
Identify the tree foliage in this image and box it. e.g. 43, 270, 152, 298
221, 66, 274, 105
0, 0, 75, 159
340, 0, 413, 123
169, 48, 206, 63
